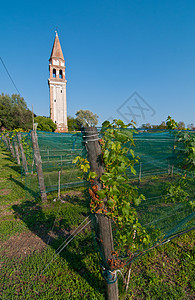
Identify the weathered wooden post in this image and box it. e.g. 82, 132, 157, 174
17, 133, 28, 174
58, 170, 61, 200
171, 164, 174, 177
31, 159, 34, 174
138, 161, 142, 184
47, 149, 50, 161
2, 133, 9, 150
6, 133, 16, 159
31, 130, 47, 202
84, 127, 119, 300
14, 139, 20, 165
60, 155, 63, 169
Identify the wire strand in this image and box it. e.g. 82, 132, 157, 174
23, 217, 91, 299
0, 56, 21, 95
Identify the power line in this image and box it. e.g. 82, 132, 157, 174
0, 56, 21, 95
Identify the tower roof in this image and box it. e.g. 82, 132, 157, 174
49, 32, 64, 61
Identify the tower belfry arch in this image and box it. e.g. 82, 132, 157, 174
48, 32, 68, 132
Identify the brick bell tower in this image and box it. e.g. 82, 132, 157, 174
48, 31, 68, 132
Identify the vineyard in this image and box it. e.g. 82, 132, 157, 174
0, 127, 194, 299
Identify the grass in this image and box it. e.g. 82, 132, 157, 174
118, 231, 194, 299
0, 143, 194, 299
0, 146, 105, 299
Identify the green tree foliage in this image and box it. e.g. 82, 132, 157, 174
67, 116, 81, 131
0, 93, 32, 130
75, 109, 98, 127
34, 116, 57, 132
142, 123, 151, 129
166, 116, 178, 130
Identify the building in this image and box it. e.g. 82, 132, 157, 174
48, 32, 68, 132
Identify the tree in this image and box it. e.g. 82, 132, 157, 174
177, 121, 185, 130
34, 116, 57, 132
142, 123, 151, 129
67, 116, 81, 131
166, 116, 178, 130
75, 109, 98, 127
158, 121, 167, 129
187, 123, 194, 130
0, 93, 32, 131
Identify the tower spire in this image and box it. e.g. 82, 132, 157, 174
49, 31, 64, 61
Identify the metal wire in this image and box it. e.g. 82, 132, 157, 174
0, 56, 22, 95
23, 217, 91, 299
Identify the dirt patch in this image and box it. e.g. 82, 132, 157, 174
61, 190, 83, 198
0, 231, 47, 258
0, 189, 11, 195
60, 190, 84, 203
0, 209, 13, 216
0, 201, 22, 217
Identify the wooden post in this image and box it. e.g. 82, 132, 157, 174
31, 159, 34, 174
138, 162, 142, 184
6, 134, 16, 159
31, 130, 47, 202
84, 127, 119, 300
58, 170, 61, 200
2, 133, 9, 150
17, 133, 28, 174
14, 140, 20, 165
168, 160, 170, 175
171, 165, 174, 177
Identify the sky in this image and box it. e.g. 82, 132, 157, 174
0, 0, 195, 127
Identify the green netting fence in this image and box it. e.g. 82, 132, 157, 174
91, 129, 195, 268
25, 131, 87, 196
0, 128, 194, 269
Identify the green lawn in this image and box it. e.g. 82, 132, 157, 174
0, 144, 194, 299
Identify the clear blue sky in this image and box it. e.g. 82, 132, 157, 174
1, 0, 195, 127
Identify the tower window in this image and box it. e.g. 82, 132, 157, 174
53, 69, 56, 78
61, 90, 62, 93
59, 70, 63, 79
54, 99, 56, 102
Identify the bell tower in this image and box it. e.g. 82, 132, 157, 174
48, 32, 68, 132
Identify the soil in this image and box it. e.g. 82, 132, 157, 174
0, 231, 47, 258
0, 189, 11, 195
0, 201, 23, 216
61, 190, 83, 198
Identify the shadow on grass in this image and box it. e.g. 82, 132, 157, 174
8, 177, 39, 200
2, 152, 15, 162
12, 196, 103, 295
8, 165, 22, 175
1, 150, 22, 176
